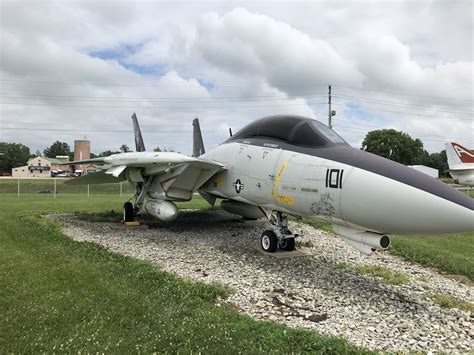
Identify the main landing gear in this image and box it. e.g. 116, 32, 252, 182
123, 202, 135, 222
261, 211, 297, 253
123, 180, 148, 223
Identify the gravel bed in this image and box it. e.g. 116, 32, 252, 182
50, 211, 473, 353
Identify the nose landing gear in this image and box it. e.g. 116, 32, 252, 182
261, 211, 297, 253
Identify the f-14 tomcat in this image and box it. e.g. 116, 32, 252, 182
66, 114, 474, 255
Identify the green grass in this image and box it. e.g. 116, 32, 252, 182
428, 293, 474, 312
356, 265, 409, 285
299, 218, 333, 233
0, 194, 367, 353
334, 262, 351, 270
390, 233, 474, 281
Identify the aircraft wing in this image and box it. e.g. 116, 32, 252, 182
66, 170, 126, 185
140, 157, 226, 201
65, 154, 226, 199
59, 157, 111, 165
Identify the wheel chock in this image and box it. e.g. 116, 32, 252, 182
123, 221, 141, 227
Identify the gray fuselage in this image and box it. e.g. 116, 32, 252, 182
200, 138, 473, 236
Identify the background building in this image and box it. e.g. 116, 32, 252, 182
73, 140, 91, 175
12, 156, 70, 178
408, 165, 439, 179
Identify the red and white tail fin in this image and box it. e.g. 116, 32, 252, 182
445, 142, 474, 167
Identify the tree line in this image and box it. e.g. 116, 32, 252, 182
1, 130, 449, 176
0, 141, 173, 174
361, 129, 448, 176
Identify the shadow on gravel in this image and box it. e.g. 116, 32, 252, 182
139, 210, 427, 315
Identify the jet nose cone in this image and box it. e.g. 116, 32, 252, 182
339, 154, 474, 235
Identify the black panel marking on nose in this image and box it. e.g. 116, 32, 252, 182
227, 138, 474, 211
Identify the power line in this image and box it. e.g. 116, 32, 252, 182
1, 78, 329, 89
336, 84, 473, 103
333, 94, 473, 114
3, 124, 471, 144
334, 118, 463, 138
0, 92, 327, 103
2, 78, 472, 102
334, 126, 474, 144
0, 101, 328, 109
0, 126, 229, 134
332, 103, 473, 121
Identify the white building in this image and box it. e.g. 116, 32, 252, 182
12, 156, 69, 178
408, 165, 439, 179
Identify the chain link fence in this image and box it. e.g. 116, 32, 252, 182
0, 178, 135, 197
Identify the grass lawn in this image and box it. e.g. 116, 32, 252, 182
390, 232, 474, 281
0, 176, 472, 351
0, 194, 367, 353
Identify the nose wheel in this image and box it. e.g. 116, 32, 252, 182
261, 230, 278, 252
260, 211, 297, 253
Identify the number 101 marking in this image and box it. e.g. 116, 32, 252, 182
326, 169, 344, 189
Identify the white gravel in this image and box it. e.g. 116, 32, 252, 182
50, 211, 473, 353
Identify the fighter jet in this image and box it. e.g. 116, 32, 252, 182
65, 114, 474, 255
445, 142, 474, 187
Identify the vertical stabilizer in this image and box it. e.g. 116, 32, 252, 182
192, 118, 205, 157
132, 113, 146, 152
446, 142, 474, 167
446, 143, 461, 167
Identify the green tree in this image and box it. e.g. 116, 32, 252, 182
98, 150, 120, 157
120, 144, 131, 153
0, 142, 31, 173
417, 150, 449, 177
153, 146, 175, 152
361, 129, 424, 165
43, 141, 71, 158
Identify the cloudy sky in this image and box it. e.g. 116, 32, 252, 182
1, 0, 472, 155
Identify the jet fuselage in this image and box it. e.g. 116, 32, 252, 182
201, 126, 473, 236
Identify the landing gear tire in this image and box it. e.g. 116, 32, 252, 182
123, 202, 135, 222
279, 238, 295, 251
261, 230, 278, 253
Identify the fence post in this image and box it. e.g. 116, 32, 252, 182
120, 182, 123, 197
87, 184, 90, 198
54, 178, 57, 198
17, 178, 20, 198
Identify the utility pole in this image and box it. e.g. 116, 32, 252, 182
328, 84, 336, 129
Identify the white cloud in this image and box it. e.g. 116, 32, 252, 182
0, 1, 472, 155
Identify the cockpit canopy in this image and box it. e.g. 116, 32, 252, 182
227, 115, 347, 147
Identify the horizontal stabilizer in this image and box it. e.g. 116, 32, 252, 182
64, 171, 125, 185
105, 165, 127, 177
